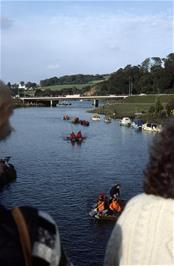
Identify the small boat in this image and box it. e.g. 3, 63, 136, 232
72, 117, 80, 124
0, 157, 17, 187
131, 119, 144, 130
89, 199, 126, 222
104, 116, 112, 123
63, 114, 70, 120
66, 131, 85, 143
120, 117, 131, 127
94, 212, 120, 221
92, 114, 100, 121
80, 120, 90, 126
142, 123, 162, 133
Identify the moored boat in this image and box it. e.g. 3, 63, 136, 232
120, 117, 131, 127
92, 114, 100, 121
142, 123, 162, 133
104, 116, 112, 123
131, 119, 144, 130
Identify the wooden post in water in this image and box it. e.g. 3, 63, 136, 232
94, 99, 99, 107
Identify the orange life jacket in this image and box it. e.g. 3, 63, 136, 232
97, 200, 105, 212
70, 132, 76, 139
109, 199, 122, 212
76, 131, 82, 139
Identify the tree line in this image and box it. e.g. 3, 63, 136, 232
40, 74, 106, 87
94, 53, 174, 95
7, 53, 174, 97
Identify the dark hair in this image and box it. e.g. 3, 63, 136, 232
144, 119, 174, 199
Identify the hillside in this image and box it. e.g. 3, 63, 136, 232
92, 53, 174, 96
40, 74, 109, 87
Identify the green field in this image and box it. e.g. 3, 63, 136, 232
124, 95, 174, 104
96, 103, 152, 118
95, 94, 174, 119
39, 79, 104, 91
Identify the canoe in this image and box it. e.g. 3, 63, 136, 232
94, 212, 120, 221
89, 199, 126, 222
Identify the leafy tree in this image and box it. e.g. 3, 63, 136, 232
141, 58, 151, 72
7, 82, 11, 89
166, 98, 174, 116
155, 97, 163, 114
26, 82, 37, 89
148, 105, 155, 113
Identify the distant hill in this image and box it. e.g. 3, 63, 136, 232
37, 53, 174, 97
40, 74, 109, 87
91, 53, 174, 96
36, 74, 109, 97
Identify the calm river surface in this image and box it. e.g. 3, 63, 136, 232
0, 101, 154, 266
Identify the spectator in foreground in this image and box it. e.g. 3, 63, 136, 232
104, 119, 174, 266
0, 80, 72, 266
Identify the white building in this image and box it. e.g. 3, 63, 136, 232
18, 83, 27, 90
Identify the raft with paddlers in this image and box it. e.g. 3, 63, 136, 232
93, 198, 126, 221
63, 114, 70, 120
80, 120, 89, 126
72, 117, 80, 124
0, 157, 17, 187
71, 117, 90, 126
66, 130, 86, 143
89, 185, 126, 222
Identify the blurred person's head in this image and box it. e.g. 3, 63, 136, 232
144, 119, 174, 199
0, 81, 13, 141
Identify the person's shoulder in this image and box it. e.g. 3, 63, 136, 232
20, 207, 73, 266
118, 193, 174, 226
116, 194, 148, 225
125, 193, 174, 210
122, 193, 147, 210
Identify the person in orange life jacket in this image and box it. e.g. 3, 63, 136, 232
96, 193, 109, 213
70, 131, 76, 140
76, 130, 82, 139
0, 81, 73, 266
109, 196, 122, 213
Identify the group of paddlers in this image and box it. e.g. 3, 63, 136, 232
69, 130, 83, 141
63, 115, 89, 126
72, 117, 89, 126
96, 184, 122, 215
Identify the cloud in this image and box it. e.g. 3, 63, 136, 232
0, 16, 13, 30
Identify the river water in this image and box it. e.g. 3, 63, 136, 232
0, 101, 154, 266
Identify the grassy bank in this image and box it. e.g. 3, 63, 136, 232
96, 103, 151, 118
39, 79, 105, 91
124, 95, 174, 104
93, 95, 174, 122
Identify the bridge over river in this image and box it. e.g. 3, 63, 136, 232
20, 95, 128, 107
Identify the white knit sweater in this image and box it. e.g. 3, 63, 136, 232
104, 193, 174, 266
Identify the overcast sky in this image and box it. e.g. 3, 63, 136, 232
1, 1, 173, 83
